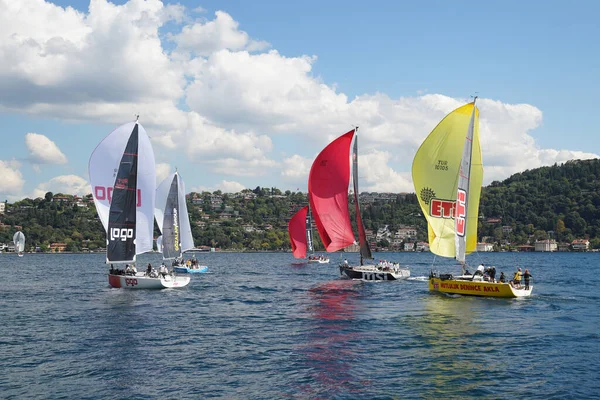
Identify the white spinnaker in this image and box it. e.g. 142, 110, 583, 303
13, 231, 25, 252
155, 172, 194, 253
89, 122, 156, 255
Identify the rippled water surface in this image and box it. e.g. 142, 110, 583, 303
1, 252, 599, 399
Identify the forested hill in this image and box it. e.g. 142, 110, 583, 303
0, 159, 599, 251
478, 159, 600, 247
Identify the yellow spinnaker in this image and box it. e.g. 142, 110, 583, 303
411, 102, 483, 259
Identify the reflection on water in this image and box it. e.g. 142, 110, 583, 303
296, 279, 364, 398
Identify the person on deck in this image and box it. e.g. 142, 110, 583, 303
523, 269, 533, 290
474, 263, 485, 278
489, 266, 496, 282
499, 272, 506, 283
146, 263, 152, 276
159, 263, 169, 278
131, 264, 137, 275
512, 268, 523, 288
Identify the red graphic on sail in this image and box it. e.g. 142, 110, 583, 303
288, 206, 309, 258
308, 130, 356, 252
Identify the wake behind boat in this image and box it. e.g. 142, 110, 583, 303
412, 99, 531, 298
308, 128, 410, 282
89, 118, 189, 289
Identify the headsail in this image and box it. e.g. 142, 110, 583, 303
352, 129, 372, 263
412, 102, 482, 259
308, 130, 356, 252
13, 231, 25, 253
106, 124, 139, 263
89, 122, 156, 256
288, 206, 309, 259
155, 172, 194, 259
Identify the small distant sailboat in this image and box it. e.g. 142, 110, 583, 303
412, 98, 532, 297
13, 231, 25, 257
309, 128, 409, 281
155, 171, 207, 274
288, 205, 329, 264
89, 119, 190, 289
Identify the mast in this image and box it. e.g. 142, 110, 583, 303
306, 202, 314, 255
455, 97, 478, 272
352, 127, 372, 265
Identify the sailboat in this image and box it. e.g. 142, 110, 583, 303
13, 231, 25, 257
155, 171, 207, 274
288, 205, 329, 263
412, 99, 532, 297
309, 128, 409, 281
89, 119, 190, 289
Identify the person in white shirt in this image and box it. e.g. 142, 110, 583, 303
159, 263, 168, 278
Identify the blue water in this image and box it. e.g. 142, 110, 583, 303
1, 252, 599, 399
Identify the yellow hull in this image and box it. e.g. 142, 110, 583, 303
429, 277, 532, 298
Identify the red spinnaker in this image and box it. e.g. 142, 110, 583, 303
308, 130, 356, 252
288, 206, 309, 258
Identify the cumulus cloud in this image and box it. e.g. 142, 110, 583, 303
31, 174, 89, 198
25, 133, 68, 164
170, 11, 270, 56
0, 160, 25, 196
155, 162, 171, 184
1, 0, 597, 195
191, 180, 246, 193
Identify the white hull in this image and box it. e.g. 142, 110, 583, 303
341, 264, 410, 281
308, 258, 330, 264
108, 272, 190, 289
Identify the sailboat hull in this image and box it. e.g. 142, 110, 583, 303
340, 265, 410, 281
108, 273, 190, 289
429, 277, 532, 298
307, 258, 330, 264
173, 265, 209, 274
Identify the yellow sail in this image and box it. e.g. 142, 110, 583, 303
411, 102, 482, 259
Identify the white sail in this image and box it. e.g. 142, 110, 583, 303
156, 235, 163, 253
89, 122, 156, 255
13, 231, 25, 253
155, 172, 194, 254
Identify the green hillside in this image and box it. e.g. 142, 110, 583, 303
1, 159, 599, 251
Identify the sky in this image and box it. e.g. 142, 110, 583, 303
1, 0, 599, 201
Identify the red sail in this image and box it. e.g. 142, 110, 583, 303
308, 130, 356, 252
288, 206, 309, 259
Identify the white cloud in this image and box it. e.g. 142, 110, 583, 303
171, 10, 270, 56
0, 0, 183, 115
191, 180, 246, 193
25, 132, 68, 164
0, 160, 25, 196
359, 151, 413, 192
155, 163, 171, 184
31, 174, 89, 198
1, 1, 597, 195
